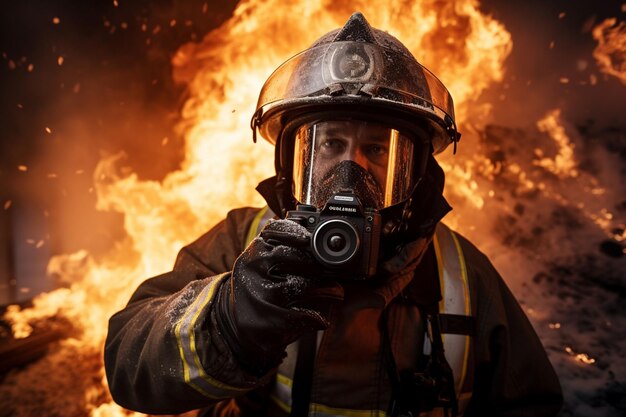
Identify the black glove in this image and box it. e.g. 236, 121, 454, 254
216, 219, 344, 375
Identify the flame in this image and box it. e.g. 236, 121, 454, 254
534, 109, 578, 178
565, 346, 596, 365
2, 1, 514, 415
592, 18, 626, 84
3, 2, 624, 415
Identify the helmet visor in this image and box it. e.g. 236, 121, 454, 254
256, 41, 455, 145
292, 119, 415, 210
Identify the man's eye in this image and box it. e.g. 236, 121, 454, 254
366, 144, 388, 156
321, 139, 344, 151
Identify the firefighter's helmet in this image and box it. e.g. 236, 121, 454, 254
252, 12, 459, 154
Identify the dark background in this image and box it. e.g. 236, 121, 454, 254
0, 0, 624, 304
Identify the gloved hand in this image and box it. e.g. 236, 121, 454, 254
216, 219, 344, 375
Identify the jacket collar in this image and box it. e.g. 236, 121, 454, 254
373, 234, 434, 306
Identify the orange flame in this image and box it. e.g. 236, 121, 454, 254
592, 18, 626, 84
2, 1, 513, 415
565, 346, 596, 365
534, 109, 578, 178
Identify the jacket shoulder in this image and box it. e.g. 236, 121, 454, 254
173, 206, 264, 275
442, 225, 502, 283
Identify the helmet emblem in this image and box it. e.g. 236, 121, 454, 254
325, 43, 377, 84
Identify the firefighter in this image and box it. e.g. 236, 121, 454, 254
105, 12, 563, 417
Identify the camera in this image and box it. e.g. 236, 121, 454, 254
285, 191, 381, 279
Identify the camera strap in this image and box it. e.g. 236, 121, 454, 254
290, 331, 318, 417
383, 304, 459, 417
381, 306, 405, 417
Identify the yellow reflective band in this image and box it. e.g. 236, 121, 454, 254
175, 312, 194, 392
432, 224, 473, 409
272, 373, 389, 416
311, 403, 387, 417
432, 231, 446, 315
245, 205, 269, 247
174, 273, 248, 398
271, 394, 291, 413
175, 276, 222, 399
449, 231, 470, 317
188, 278, 247, 391
450, 230, 471, 396
277, 372, 293, 388
271, 372, 293, 412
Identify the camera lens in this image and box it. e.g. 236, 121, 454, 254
312, 219, 359, 266
327, 234, 346, 251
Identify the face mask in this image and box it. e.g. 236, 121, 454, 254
311, 160, 384, 209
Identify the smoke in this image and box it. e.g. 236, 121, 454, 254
478, 0, 625, 129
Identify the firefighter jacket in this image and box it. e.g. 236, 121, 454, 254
105, 207, 563, 416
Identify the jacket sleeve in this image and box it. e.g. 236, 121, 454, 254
104, 207, 268, 414
459, 236, 563, 416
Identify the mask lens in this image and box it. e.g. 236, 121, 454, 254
292, 119, 415, 209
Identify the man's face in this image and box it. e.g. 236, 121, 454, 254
312, 120, 390, 188
292, 118, 416, 209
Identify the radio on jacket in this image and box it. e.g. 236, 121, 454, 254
286, 191, 381, 279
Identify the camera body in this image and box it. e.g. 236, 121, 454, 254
285, 192, 381, 279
